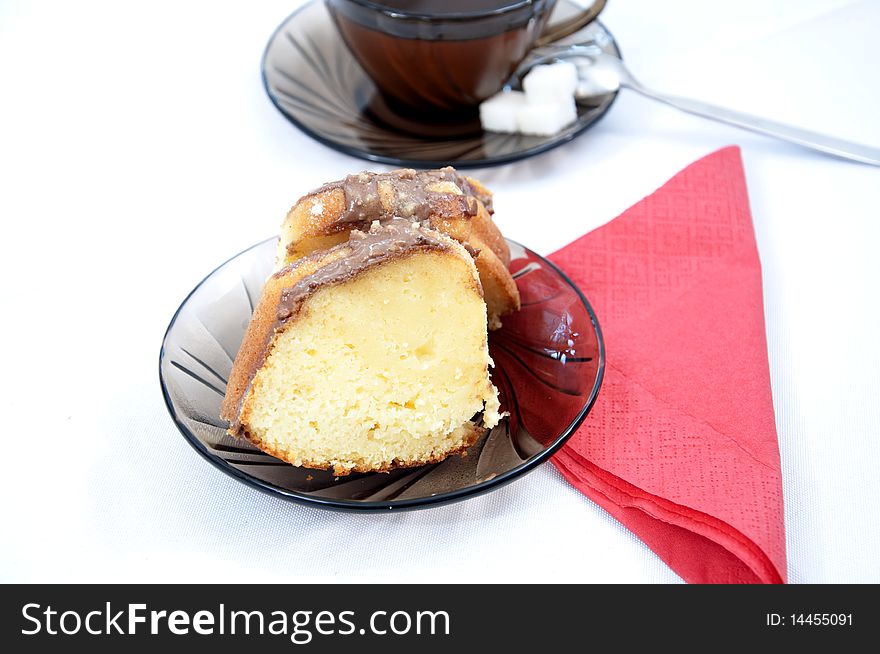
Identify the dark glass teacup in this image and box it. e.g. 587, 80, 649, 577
326, 0, 606, 114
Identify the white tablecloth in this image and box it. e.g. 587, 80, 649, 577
1, 0, 877, 583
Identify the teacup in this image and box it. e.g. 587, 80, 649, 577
326, 0, 606, 114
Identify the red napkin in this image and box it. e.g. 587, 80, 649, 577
549, 146, 786, 584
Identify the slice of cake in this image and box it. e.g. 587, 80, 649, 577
274, 167, 520, 329
221, 220, 502, 475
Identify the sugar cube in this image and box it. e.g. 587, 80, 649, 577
516, 97, 577, 136
479, 90, 527, 133
522, 62, 579, 103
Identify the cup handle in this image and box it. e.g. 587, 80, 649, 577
535, 0, 607, 46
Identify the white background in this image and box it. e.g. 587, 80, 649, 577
1, 0, 877, 583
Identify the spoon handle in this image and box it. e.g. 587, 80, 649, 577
626, 83, 880, 166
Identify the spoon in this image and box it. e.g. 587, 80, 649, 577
512, 49, 880, 166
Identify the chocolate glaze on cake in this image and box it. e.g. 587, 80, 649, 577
308, 167, 493, 226
277, 167, 518, 329
274, 219, 454, 328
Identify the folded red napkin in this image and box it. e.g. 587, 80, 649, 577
549, 146, 786, 584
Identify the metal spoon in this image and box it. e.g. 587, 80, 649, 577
512, 49, 880, 166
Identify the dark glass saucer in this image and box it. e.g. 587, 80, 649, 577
159, 238, 604, 511
261, 0, 621, 168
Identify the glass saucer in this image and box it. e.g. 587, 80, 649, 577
261, 0, 621, 168
159, 238, 604, 511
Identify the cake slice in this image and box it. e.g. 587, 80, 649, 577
221, 220, 502, 475
274, 167, 520, 329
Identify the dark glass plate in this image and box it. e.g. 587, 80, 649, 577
261, 0, 621, 168
159, 238, 604, 511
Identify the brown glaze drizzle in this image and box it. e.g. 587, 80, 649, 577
311, 167, 493, 225
274, 219, 451, 328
